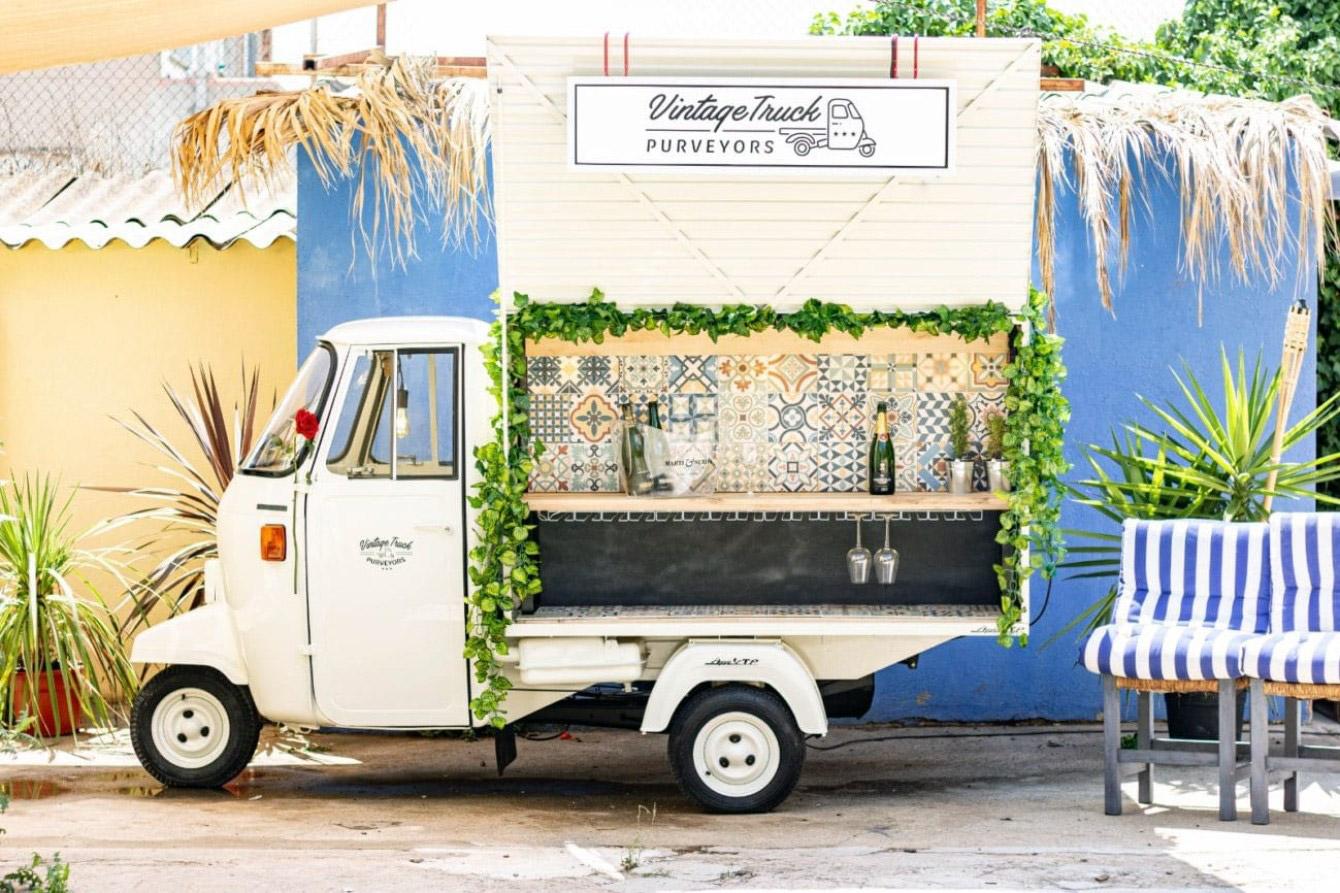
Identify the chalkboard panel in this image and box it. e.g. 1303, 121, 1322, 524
531, 512, 1004, 609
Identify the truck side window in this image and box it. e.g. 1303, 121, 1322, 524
325, 348, 458, 480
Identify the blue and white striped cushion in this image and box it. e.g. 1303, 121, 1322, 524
1269, 513, 1340, 633
1241, 631, 1340, 685
1114, 519, 1270, 633
1082, 624, 1254, 681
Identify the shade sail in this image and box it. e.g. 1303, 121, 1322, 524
1, 0, 378, 74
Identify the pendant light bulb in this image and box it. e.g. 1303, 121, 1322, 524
395, 385, 410, 439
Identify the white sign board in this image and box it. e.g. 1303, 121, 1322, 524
568, 76, 956, 174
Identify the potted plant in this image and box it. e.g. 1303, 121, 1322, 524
985, 411, 1010, 493
1063, 349, 1340, 737
0, 474, 141, 738
948, 394, 972, 494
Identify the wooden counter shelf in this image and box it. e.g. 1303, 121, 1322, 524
524, 491, 1008, 513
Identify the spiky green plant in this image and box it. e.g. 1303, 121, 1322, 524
1058, 348, 1340, 642
91, 364, 270, 636
0, 474, 141, 733
949, 394, 971, 460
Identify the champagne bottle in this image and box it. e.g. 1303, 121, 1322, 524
647, 397, 663, 429
645, 398, 672, 492
869, 401, 896, 495
618, 402, 635, 491
622, 403, 654, 496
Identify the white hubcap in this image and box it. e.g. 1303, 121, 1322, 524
151, 687, 230, 769
693, 711, 781, 798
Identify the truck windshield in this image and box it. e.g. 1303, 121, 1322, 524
239, 344, 336, 476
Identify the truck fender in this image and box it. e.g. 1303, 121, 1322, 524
130, 603, 248, 685
640, 640, 827, 736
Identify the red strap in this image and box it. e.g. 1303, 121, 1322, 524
890, 35, 898, 78
913, 35, 920, 78
623, 32, 630, 75
603, 31, 610, 76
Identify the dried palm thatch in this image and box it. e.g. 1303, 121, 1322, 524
173, 55, 490, 267
1037, 90, 1337, 317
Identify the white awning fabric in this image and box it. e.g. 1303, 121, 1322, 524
1, 0, 377, 74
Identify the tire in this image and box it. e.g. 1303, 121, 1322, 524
131, 665, 261, 788
667, 685, 805, 814
858, 141, 876, 157
791, 138, 813, 157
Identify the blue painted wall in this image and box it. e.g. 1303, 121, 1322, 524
296, 149, 1318, 721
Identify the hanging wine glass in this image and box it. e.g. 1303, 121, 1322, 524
875, 515, 900, 586
847, 514, 871, 584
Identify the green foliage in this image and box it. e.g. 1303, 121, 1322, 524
0, 474, 141, 733
985, 411, 1007, 460
0, 793, 71, 893
1060, 348, 1340, 641
1321, 261, 1340, 498
466, 289, 1070, 720
949, 395, 971, 459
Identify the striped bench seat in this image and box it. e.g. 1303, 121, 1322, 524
1083, 625, 1257, 681
1242, 631, 1340, 685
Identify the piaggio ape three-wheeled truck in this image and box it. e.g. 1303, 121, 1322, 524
127, 35, 1049, 813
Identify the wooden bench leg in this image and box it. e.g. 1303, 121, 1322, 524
1137, 690, 1154, 804
1284, 696, 1301, 813
1103, 674, 1122, 816
1217, 678, 1237, 821
1250, 678, 1269, 825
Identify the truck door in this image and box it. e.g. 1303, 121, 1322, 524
305, 346, 470, 727
828, 99, 858, 150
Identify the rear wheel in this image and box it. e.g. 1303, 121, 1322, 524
131, 665, 261, 788
668, 685, 804, 813
790, 138, 813, 156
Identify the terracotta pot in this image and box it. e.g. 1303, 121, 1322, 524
9, 668, 82, 737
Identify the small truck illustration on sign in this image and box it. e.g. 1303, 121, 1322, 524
780, 98, 877, 157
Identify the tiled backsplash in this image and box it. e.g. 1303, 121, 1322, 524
526, 346, 1008, 493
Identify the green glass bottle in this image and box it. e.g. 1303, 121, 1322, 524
621, 402, 653, 496
647, 397, 663, 429
869, 401, 896, 495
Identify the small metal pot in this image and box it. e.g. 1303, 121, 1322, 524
949, 459, 974, 494
987, 459, 1011, 493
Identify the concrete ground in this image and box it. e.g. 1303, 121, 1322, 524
2, 722, 1340, 892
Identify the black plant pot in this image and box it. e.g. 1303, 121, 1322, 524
1165, 691, 1246, 741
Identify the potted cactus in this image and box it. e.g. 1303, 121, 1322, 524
985, 411, 1010, 493
948, 395, 972, 494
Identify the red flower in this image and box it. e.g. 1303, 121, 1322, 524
294, 408, 320, 440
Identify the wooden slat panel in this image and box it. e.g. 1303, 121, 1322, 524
490, 36, 1040, 313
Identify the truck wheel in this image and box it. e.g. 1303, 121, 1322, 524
859, 141, 876, 157
668, 685, 804, 814
131, 665, 261, 788
792, 139, 813, 156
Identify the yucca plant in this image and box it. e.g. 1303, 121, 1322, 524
1058, 348, 1340, 642
92, 364, 270, 637
0, 474, 141, 734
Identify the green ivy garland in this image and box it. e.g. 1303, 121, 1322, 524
467, 287, 1068, 726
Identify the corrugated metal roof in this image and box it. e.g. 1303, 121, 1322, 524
0, 169, 295, 249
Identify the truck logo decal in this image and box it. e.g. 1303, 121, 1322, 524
705, 657, 760, 667
359, 536, 413, 569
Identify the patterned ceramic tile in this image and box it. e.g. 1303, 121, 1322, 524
816, 440, 865, 492
917, 353, 971, 390
621, 392, 670, 426
716, 443, 770, 492
970, 390, 1007, 443
718, 392, 769, 444
867, 361, 894, 392
568, 390, 618, 443
577, 355, 619, 388
768, 441, 820, 492
667, 393, 718, 438
531, 393, 577, 445
814, 391, 869, 442
970, 352, 1009, 389
527, 356, 562, 395
620, 355, 668, 393
667, 355, 717, 394
568, 441, 621, 492
529, 442, 573, 492
817, 354, 871, 394
766, 393, 824, 444
867, 353, 918, 392
866, 391, 917, 441
764, 353, 820, 397
718, 355, 769, 394
916, 438, 984, 492
894, 439, 919, 493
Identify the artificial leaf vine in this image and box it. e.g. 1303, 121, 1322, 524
467, 288, 1068, 725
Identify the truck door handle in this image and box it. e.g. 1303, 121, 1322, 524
414, 524, 453, 535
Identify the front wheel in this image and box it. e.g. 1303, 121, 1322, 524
668, 685, 805, 813
131, 665, 261, 788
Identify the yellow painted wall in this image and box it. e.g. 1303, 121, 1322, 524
0, 240, 296, 575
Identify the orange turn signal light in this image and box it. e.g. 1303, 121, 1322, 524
260, 524, 287, 562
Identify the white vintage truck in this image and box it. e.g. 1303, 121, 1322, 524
126, 35, 1051, 814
